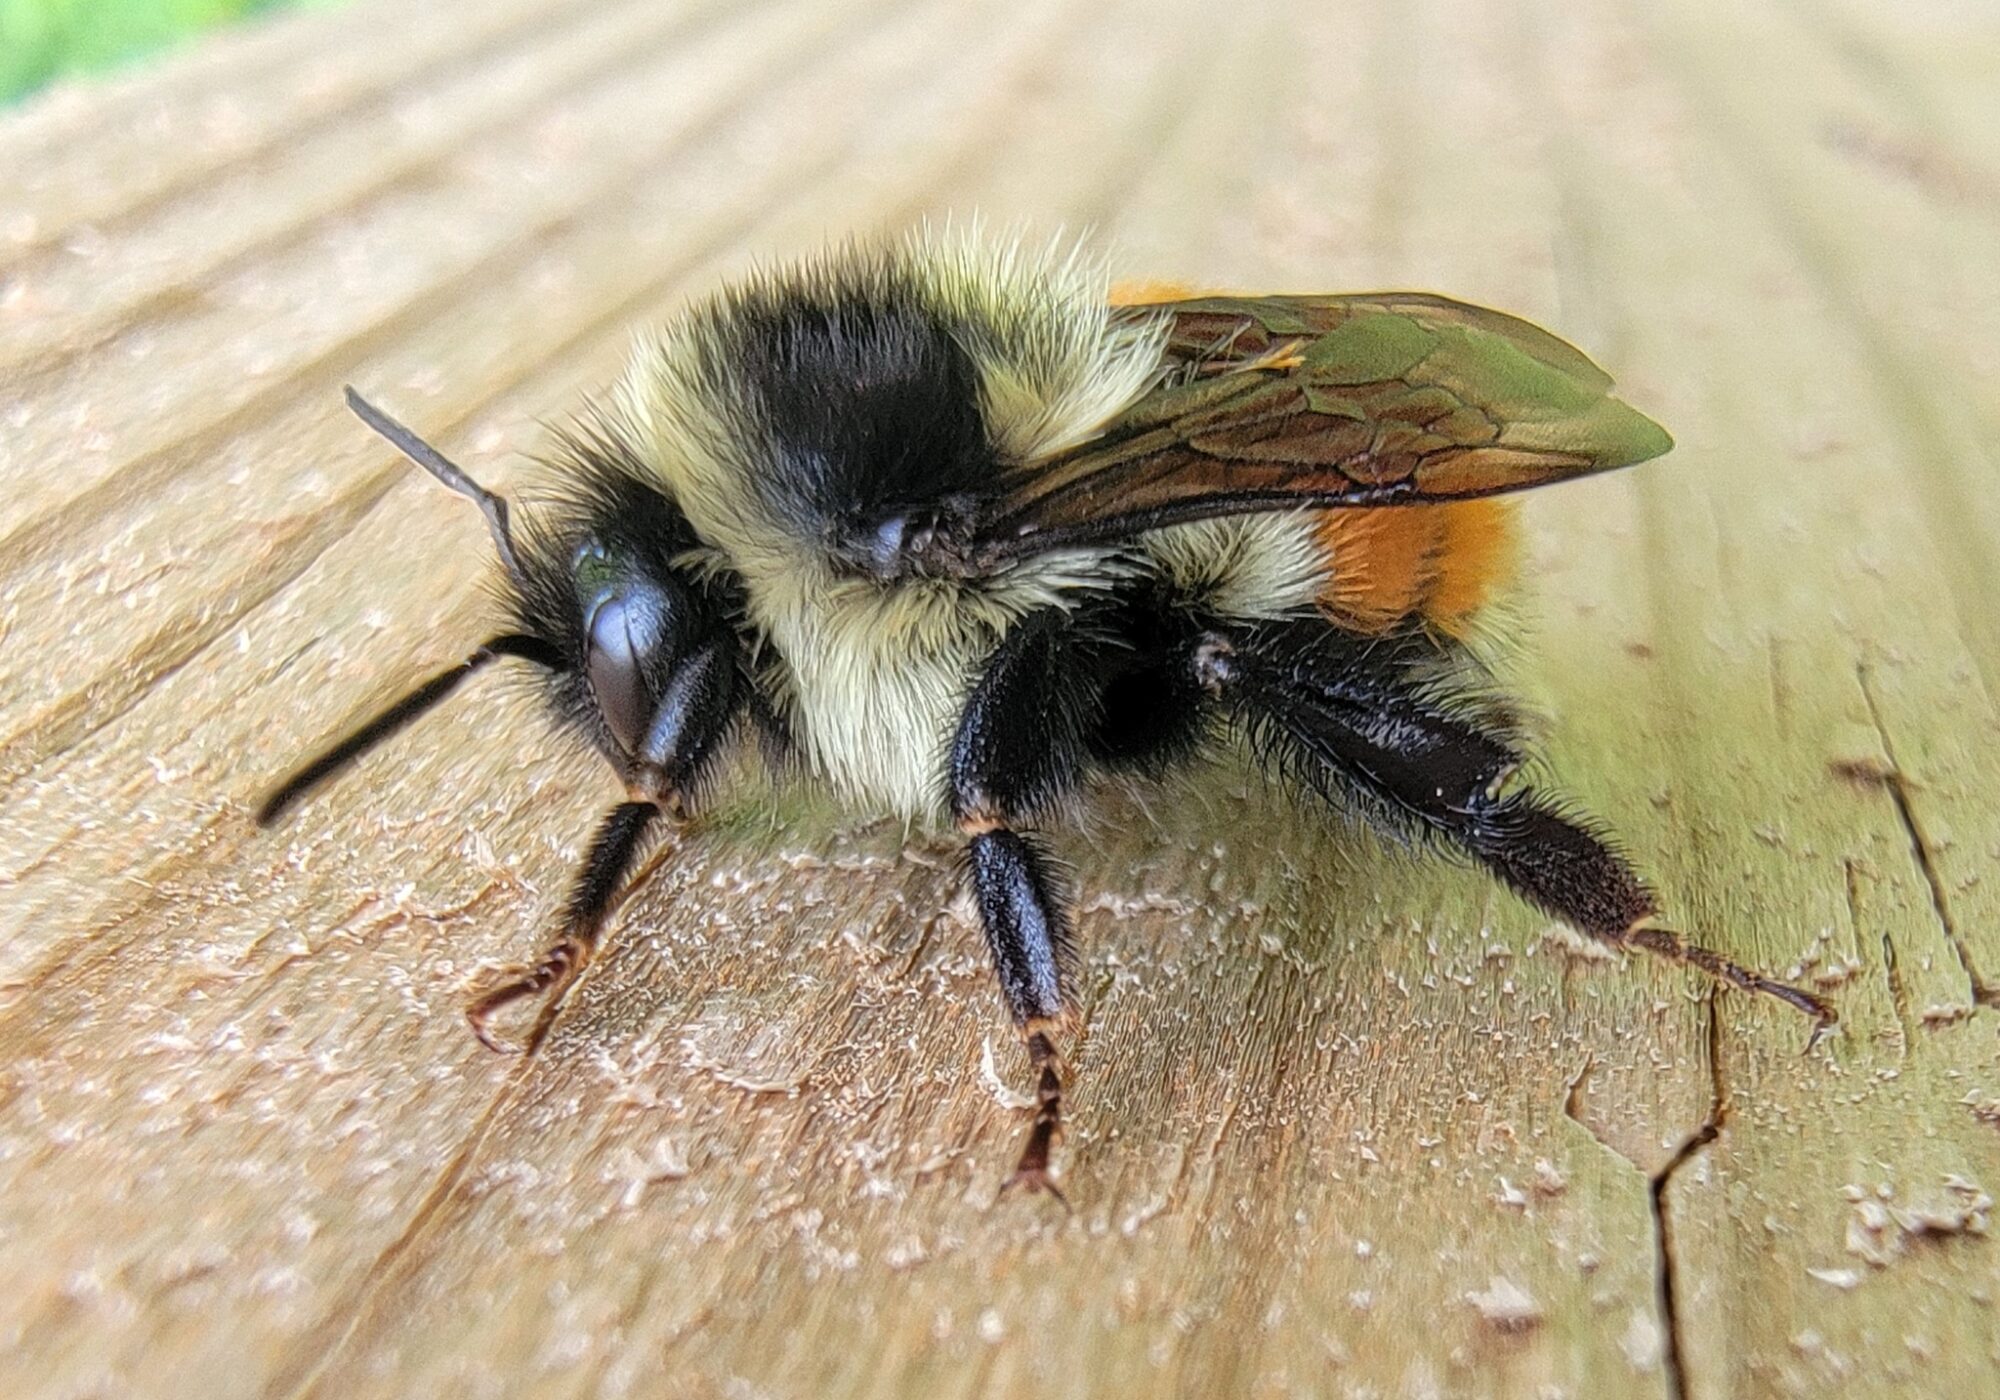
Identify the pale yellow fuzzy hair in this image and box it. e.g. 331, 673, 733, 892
602, 228, 1176, 820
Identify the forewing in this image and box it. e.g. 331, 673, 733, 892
970, 294, 1673, 561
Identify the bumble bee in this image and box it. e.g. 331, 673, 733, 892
260, 229, 1831, 1195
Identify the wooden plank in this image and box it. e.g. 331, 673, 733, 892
0, 0, 602, 261
1548, 0, 2000, 1392
0, 0, 1993, 1395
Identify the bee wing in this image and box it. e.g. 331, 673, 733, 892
969, 294, 1673, 561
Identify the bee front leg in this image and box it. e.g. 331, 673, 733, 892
467, 800, 657, 1053
951, 610, 1106, 1201
467, 632, 745, 1053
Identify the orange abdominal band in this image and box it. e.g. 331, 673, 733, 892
1313, 498, 1515, 637
1109, 280, 1516, 634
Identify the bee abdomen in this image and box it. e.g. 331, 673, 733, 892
1313, 499, 1516, 636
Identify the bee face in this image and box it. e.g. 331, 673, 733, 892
503, 441, 752, 803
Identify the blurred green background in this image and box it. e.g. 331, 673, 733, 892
1, 0, 326, 103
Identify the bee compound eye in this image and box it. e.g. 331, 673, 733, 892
584, 591, 664, 755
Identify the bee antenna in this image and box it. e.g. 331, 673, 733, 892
256, 633, 562, 826
344, 387, 530, 589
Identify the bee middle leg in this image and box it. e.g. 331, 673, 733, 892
951, 609, 1115, 1199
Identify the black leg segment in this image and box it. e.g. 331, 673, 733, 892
967, 830, 1072, 1198
1455, 795, 1653, 938
1209, 617, 1833, 1027
950, 608, 1106, 827
950, 609, 1106, 1023
966, 828, 1071, 1026
467, 799, 658, 1052
950, 608, 1118, 1196
632, 636, 742, 806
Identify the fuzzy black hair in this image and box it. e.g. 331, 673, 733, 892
1214, 614, 1655, 937
504, 418, 776, 784
705, 272, 1002, 577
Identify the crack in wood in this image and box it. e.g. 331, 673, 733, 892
259, 826, 688, 1396
1647, 996, 1725, 1400
1856, 664, 1998, 1012
1560, 1046, 1691, 1400
1560, 997, 1727, 1400
260, 1049, 542, 1400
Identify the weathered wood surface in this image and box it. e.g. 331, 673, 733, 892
1, 0, 1996, 1395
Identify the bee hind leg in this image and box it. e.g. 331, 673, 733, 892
1203, 618, 1833, 1034
1453, 793, 1836, 1035
962, 826, 1076, 1203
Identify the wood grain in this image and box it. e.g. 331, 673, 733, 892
1, 0, 1994, 1395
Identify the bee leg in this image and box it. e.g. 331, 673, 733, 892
1013, 1024, 1067, 1201
952, 610, 1105, 1200
465, 632, 742, 1052
964, 827, 1074, 1204
1206, 621, 1834, 1032
466, 801, 657, 1053
1461, 802, 1835, 1035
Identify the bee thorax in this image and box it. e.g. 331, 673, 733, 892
851, 498, 980, 582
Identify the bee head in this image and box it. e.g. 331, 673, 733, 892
510, 433, 753, 802
258, 392, 758, 828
